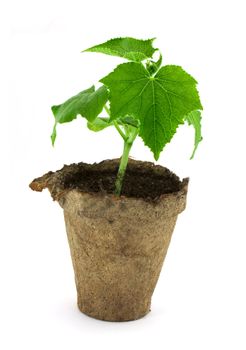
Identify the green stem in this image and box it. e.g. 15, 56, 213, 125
103, 104, 138, 195
104, 105, 111, 116
114, 141, 133, 196
113, 121, 127, 141
114, 127, 138, 196
104, 105, 127, 141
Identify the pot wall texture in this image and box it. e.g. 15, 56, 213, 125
60, 185, 187, 321
30, 159, 188, 321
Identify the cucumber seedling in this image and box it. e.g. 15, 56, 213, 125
51, 37, 203, 195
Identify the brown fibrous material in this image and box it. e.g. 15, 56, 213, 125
30, 159, 189, 321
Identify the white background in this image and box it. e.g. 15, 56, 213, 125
1, 0, 246, 349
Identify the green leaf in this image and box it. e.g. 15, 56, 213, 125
83, 37, 157, 62
101, 62, 202, 160
51, 123, 57, 146
87, 117, 112, 132
51, 85, 108, 145
119, 116, 140, 128
185, 110, 202, 159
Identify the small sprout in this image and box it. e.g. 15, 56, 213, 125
51, 37, 203, 195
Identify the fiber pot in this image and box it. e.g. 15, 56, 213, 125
30, 159, 188, 321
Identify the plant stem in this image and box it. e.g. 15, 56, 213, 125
113, 121, 127, 141
103, 104, 138, 195
114, 141, 133, 196
114, 126, 138, 196
104, 105, 127, 141
104, 105, 111, 116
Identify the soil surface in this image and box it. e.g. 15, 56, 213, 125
30, 158, 185, 201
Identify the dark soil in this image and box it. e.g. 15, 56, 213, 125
30, 158, 185, 201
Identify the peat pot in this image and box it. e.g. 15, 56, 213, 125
30, 159, 188, 321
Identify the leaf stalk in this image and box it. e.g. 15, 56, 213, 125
114, 126, 138, 196
113, 121, 127, 141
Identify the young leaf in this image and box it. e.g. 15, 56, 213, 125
51, 85, 108, 145
185, 110, 202, 159
146, 51, 162, 75
119, 116, 140, 128
83, 37, 157, 62
51, 123, 57, 146
101, 63, 202, 160
87, 117, 112, 132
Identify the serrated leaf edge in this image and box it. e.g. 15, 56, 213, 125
83, 37, 157, 61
